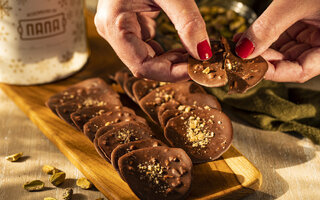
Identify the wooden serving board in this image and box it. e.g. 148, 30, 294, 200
0, 12, 261, 200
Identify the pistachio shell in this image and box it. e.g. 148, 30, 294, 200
23, 180, 45, 191
62, 188, 73, 200
5, 152, 23, 162
42, 165, 60, 175
49, 171, 66, 186
76, 177, 93, 190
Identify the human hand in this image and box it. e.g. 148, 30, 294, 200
94, 0, 212, 82
234, 0, 320, 83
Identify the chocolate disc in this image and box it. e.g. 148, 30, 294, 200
157, 100, 181, 125
111, 139, 166, 171
159, 105, 199, 129
93, 121, 152, 161
118, 146, 192, 200
139, 82, 206, 124
46, 78, 121, 114
55, 103, 81, 129
83, 110, 148, 141
188, 41, 228, 87
123, 76, 139, 103
132, 79, 163, 101
97, 123, 154, 161
70, 106, 135, 132
220, 37, 268, 93
175, 93, 221, 111
114, 70, 131, 89
164, 108, 233, 163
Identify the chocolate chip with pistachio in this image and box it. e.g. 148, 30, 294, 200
111, 139, 167, 172
97, 122, 154, 161
46, 78, 121, 115
118, 146, 192, 200
83, 110, 147, 141
164, 108, 233, 163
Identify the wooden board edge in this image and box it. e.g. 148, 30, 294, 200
222, 146, 262, 192
0, 85, 139, 200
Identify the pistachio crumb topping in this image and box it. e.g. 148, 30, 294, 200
83, 98, 105, 107
159, 82, 169, 86
225, 59, 232, 70
178, 105, 192, 113
155, 89, 174, 104
202, 67, 211, 74
137, 161, 168, 192
185, 116, 214, 148
116, 128, 138, 144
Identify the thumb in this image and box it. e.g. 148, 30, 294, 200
155, 0, 212, 60
235, 0, 309, 59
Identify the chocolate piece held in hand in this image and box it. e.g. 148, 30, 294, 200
188, 37, 268, 93
111, 139, 166, 171
118, 146, 192, 200
221, 37, 268, 93
164, 108, 233, 163
97, 122, 154, 161
188, 41, 228, 87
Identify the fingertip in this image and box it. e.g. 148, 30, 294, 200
196, 39, 213, 60
235, 37, 255, 59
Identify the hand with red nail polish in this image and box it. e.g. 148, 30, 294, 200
94, 0, 211, 82
236, 0, 320, 83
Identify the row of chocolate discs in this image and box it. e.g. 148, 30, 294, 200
46, 77, 193, 200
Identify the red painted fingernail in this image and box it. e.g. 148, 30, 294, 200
197, 40, 212, 60
235, 38, 254, 58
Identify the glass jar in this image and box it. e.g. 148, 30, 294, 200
0, 0, 89, 85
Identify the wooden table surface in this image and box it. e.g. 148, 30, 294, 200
1, 1, 320, 200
